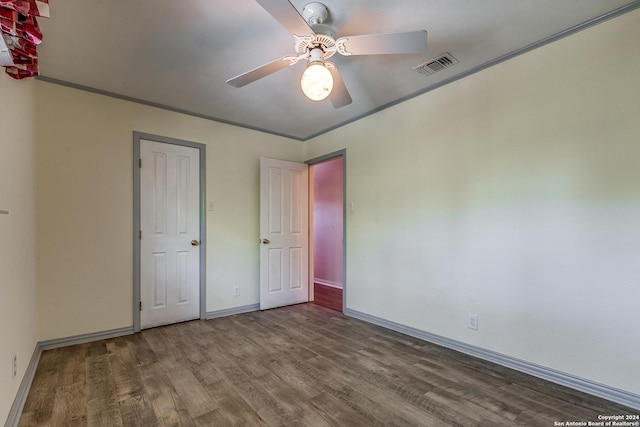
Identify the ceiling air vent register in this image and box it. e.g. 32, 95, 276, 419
414, 53, 458, 76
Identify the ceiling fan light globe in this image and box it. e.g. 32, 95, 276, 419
300, 62, 333, 101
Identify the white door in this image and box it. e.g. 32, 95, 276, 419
140, 140, 201, 328
260, 158, 309, 310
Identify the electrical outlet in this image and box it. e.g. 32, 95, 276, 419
233, 286, 240, 297
12, 353, 17, 380
467, 314, 479, 331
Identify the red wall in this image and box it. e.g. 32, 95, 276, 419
312, 157, 343, 288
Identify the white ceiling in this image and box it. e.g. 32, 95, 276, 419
37, 0, 640, 141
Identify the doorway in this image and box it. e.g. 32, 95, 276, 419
133, 132, 206, 332
308, 151, 345, 312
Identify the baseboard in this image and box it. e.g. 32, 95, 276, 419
344, 308, 640, 411
314, 279, 343, 289
38, 326, 134, 351
206, 303, 260, 319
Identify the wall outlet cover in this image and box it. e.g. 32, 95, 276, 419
467, 314, 479, 330
12, 353, 17, 379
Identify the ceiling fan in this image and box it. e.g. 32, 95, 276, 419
226, 0, 427, 108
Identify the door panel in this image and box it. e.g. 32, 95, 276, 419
152, 252, 167, 307
289, 247, 302, 290
268, 167, 283, 234
290, 169, 304, 234
260, 158, 309, 310
140, 140, 200, 328
268, 248, 283, 293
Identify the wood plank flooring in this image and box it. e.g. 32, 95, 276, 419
312, 283, 343, 312
19, 304, 636, 426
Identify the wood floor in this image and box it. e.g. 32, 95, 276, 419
312, 283, 343, 312
19, 304, 635, 426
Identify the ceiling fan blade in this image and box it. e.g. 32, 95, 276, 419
336, 30, 427, 56
255, 0, 314, 36
226, 57, 292, 88
326, 62, 352, 109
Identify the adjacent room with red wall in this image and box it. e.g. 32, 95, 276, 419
311, 156, 343, 312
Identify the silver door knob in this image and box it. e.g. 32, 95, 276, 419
191, 240, 200, 246
262, 238, 270, 244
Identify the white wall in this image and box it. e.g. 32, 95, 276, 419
304, 9, 640, 396
35, 82, 303, 341
0, 76, 38, 424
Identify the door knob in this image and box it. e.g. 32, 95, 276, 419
191, 240, 200, 246
262, 238, 270, 244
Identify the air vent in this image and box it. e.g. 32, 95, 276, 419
414, 53, 458, 76
0, 34, 14, 67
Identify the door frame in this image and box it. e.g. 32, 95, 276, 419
305, 149, 346, 312
133, 131, 206, 332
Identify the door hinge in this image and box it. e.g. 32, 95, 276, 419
139, 158, 142, 168
139, 301, 142, 311
139, 230, 142, 240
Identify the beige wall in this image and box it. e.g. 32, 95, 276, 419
0, 76, 38, 423
304, 9, 640, 395
35, 82, 303, 340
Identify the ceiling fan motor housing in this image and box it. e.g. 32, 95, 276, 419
302, 2, 336, 39
302, 2, 329, 25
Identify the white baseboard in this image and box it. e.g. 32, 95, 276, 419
206, 303, 259, 319
344, 308, 640, 411
313, 278, 343, 289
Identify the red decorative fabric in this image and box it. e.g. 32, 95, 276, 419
4, 61, 38, 78
30, 0, 49, 18
0, 7, 18, 35
0, 1, 31, 16
1, 0, 48, 79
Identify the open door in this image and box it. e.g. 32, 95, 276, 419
259, 158, 309, 310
